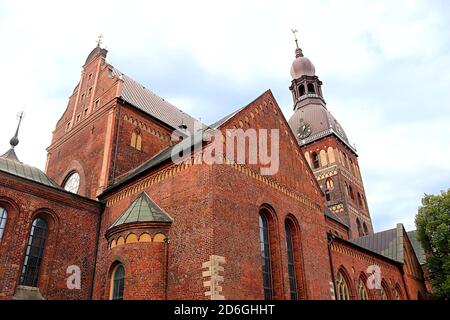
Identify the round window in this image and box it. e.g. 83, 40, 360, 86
63, 172, 80, 194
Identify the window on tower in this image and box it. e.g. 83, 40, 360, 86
349, 185, 355, 201
326, 178, 334, 190
363, 223, 369, 235
356, 218, 364, 237
299, 84, 305, 96
325, 189, 331, 201
311, 152, 320, 169
307, 83, 315, 94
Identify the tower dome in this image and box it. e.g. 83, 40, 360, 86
290, 48, 316, 79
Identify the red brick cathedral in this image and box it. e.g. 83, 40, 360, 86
0, 40, 429, 300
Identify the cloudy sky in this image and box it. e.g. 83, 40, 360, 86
0, 0, 449, 231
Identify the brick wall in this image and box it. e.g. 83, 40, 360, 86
0, 172, 102, 300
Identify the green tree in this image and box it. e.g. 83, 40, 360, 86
415, 189, 450, 300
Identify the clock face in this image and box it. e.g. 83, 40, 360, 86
297, 122, 312, 139
63, 172, 80, 194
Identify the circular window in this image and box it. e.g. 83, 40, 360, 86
63, 172, 80, 194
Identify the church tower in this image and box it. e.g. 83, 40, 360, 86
287, 35, 374, 239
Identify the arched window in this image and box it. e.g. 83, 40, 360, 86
394, 285, 402, 300
307, 83, 315, 94
63, 171, 80, 194
381, 281, 390, 300
361, 195, 367, 210
357, 192, 363, 207
311, 152, 320, 169
356, 218, 364, 237
285, 220, 298, 300
363, 223, 369, 235
357, 277, 369, 300
0, 207, 7, 241
335, 270, 350, 300
20, 218, 48, 287
299, 84, 305, 96
349, 185, 355, 201
111, 264, 125, 300
259, 213, 273, 300
130, 130, 142, 151
326, 178, 334, 190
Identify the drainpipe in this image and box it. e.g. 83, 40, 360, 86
164, 237, 170, 300
327, 233, 338, 300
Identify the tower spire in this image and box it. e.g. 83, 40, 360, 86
291, 29, 304, 58
10, 111, 23, 149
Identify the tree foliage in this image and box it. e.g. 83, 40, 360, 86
415, 189, 450, 299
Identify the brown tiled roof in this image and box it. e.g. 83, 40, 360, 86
111, 67, 201, 133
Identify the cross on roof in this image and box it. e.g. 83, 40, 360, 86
96, 34, 103, 47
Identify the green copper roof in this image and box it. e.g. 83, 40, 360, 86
109, 192, 173, 229
0, 148, 61, 189
407, 230, 427, 265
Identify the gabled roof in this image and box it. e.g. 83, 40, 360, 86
109, 66, 203, 134
407, 230, 427, 265
350, 224, 404, 263
0, 148, 61, 189
109, 192, 173, 229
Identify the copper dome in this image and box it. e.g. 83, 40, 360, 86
288, 103, 349, 144
290, 56, 316, 79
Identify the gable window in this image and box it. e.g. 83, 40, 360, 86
63, 172, 80, 194
111, 264, 125, 300
0, 207, 7, 241
335, 271, 350, 300
20, 218, 48, 287
131, 130, 142, 151
259, 212, 273, 300
285, 220, 298, 300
